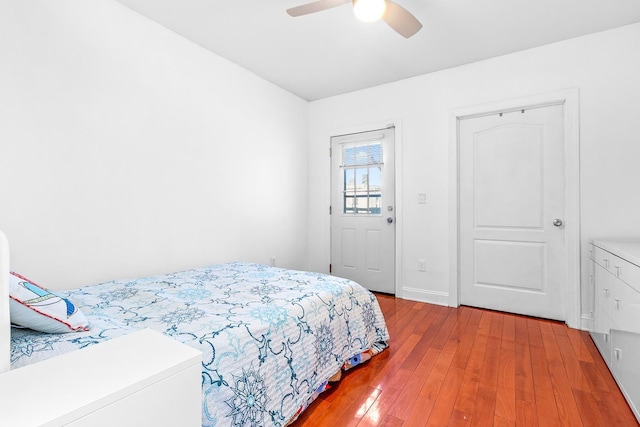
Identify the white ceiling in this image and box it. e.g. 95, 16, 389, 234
115, 0, 640, 101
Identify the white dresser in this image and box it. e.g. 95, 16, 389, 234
589, 239, 640, 423
0, 329, 202, 426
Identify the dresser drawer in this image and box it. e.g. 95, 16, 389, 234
609, 279, 640, 334
610, 255, 640, 293
593, 246, 614, 271
611, 330, 640, 422
592, 300, 612, 364
594, 263, 613, 310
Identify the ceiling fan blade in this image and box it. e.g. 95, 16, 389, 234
287, 0, 351, 17
382, 0, 422, 38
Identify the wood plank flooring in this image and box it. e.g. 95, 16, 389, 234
294, 294, 639, 426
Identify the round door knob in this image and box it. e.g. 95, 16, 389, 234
553, 218, 563, 227
387, 217, 394, 224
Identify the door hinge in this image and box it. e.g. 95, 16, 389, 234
329, 147, 332, 157
329, 205, 332, 215
329, 264, 332, 273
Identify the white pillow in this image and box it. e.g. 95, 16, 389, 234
9, 272, 89, 333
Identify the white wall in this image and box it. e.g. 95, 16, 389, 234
308, 23, 640, 322
0, 0, 309, 289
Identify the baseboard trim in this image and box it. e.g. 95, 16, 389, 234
401, 287, 449, 307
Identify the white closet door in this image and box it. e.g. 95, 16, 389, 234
459, 104, 566, 321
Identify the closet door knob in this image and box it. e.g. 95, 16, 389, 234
553, 218, 563, 227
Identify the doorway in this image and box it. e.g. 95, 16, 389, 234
330, 127, 395, 294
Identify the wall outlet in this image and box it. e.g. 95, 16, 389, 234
418, 193, 427, 204
270, 256, 276, 267
418, 259, 426, 272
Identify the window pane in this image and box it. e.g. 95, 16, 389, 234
344, 194, 355, 213
368, 197, 381, 214
354, 168, 367, 213
343, 169, 355, 214
368, 166, 381, 188
356, 168, 368, 187
368, 166, 381, 214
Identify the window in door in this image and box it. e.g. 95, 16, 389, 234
341, 142, 383, 215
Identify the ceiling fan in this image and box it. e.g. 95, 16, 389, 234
286, 0, 422, 38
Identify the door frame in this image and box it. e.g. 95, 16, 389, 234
448, 89, 581, 328
327, 119, 403, 297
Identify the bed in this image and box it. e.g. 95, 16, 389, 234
0, 231, 390, 426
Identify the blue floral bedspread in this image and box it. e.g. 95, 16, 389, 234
10, 262, 390, 426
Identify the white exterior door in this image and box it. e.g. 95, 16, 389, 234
331, 127, 395, 294
459, 104, 566, 321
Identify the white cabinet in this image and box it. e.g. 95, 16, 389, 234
590, 239, 640, 423
0, 329, 202, 426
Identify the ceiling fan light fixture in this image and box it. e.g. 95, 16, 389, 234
353, 0, 386, 23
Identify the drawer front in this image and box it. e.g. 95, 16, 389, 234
594, 246, 616, 272
611, 256, 640, 294
592, 304, 612, 364
594, 263, 613, 310
611, 330, 640, 423
609, 279, 640, 334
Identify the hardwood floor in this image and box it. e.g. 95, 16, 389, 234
294, 294, 639, 426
